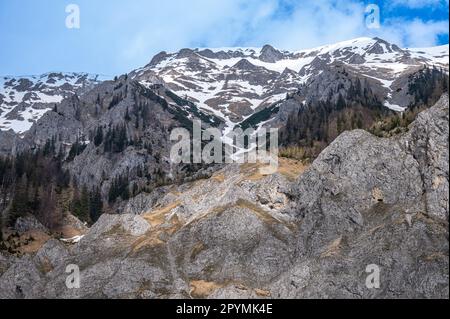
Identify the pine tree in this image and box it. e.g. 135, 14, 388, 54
0, 215, 3, 242
108, 175, 129, 203
67, 138, 87, 162
89, 187, 103, 223
94, 126, 104, 147
10, 175, 30, 223
71, 185, 90, 222
103, 125, 128, 153
125, 108, 131, 122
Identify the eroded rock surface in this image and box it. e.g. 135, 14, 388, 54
0, 95, 448, 299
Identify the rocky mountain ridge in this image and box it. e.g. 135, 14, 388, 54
0, 37, 447, 236
0, 72, 106, 134
133, 37, 448, 131
1, 38, 448, 140
0, 94, 447, 299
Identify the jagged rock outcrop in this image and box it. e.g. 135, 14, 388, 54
0, 95, 448, 299
133, 38, 448, 133
0, 73, 103, 136
269, 94, 448, 298
2, 38, 448, 153
11, 75, 223, 201
259, 45, 284, 63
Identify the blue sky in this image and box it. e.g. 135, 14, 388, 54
0, 0, 448, 76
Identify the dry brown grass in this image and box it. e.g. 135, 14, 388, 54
240, 162, 265, 181
277, 157, 308, 181
254, 288, 271, 297
239, 158, 308, 182
17, 230, 51, 254
143, 201, 181, 227
168, 184, 182, 196
189, 280, 272, 299
132, 212, 183, 253
188, 279, 271, 298
321, 236, 343, 258
190, 280, 224, 298
415, 212, 446, 226
367, 224, 384, 235
211, 173, 225, 183
131, 232, 165, 251
37, 256, 54, 274
190, 242, 207, 261
56, 224, 84, 239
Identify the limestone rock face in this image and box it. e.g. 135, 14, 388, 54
0, 95, 448, 299
271, 94, 449, 298
83, 214, 151, 242
14, 215, 49, 234
406, 97, 449, 220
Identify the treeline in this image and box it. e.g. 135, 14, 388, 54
71, 185, 103, 224
0, 145, 104, 239
371, 68, 448, 137
67, 138, 88, 162
107, 166, 170, 204
108, 92, 124, 109
280, 77, 387, 161
91, 123, 157, 156
108, 174, 129, 203
369, 106, 425, 138
103, 124, 129, 153
408, 66, 448, 107
132, 101, 154, 130
279, 67, 448, 162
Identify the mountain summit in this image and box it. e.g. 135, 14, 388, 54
132, 37, 448, 132
1, 38, 448, 136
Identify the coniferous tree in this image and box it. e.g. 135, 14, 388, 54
0, 215, 3, 242
108, 175, 129, 203
1, 147, 69, 229
104, 125, 128, 153
94, 126, 104, 147
71, 185, 90, 222
67, 138, 87, 162
125, 108, 131, 122
10, 175, 30, 222
89, 187, 103, 223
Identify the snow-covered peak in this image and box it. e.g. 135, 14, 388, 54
144, 37, 447, 74
131, 37, 448, 133
2, 37, 448, 137
197, 46, 262, 54
407, 44, 449, 66
0, 72, 106, 134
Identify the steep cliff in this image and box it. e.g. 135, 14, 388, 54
0, 95, 447, 299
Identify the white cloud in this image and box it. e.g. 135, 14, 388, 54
388, 0, 449, 9
374, 18, 449, 47
243, 0, 368, 50
113, 0, 448, 69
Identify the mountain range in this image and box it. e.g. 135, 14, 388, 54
1, 37, 448, 138
0, 37, 448, 299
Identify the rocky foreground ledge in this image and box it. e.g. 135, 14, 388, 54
0, 95, 448, 299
